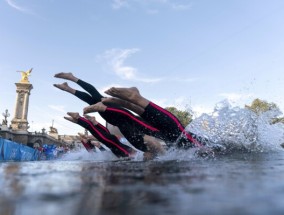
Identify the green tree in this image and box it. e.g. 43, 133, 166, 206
245, 98, 279, 115
245, 98, 284, 124
270, 118, 284, 124
165, 107, 193, 127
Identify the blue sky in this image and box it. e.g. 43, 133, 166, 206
1, 0, 284, 135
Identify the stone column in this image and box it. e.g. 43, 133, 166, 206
11, 82, 33, 132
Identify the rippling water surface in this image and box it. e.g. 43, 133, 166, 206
1, 102, 284, 215
1, 150, 284, 215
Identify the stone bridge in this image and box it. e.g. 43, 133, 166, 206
0, 129, 65, 147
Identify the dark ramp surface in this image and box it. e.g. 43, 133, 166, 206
1, 151, 284, 215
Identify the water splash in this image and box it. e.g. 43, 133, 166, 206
187, 100, 284, 152
58, 148, 116, 161
158, 100, 284, 161
59, 147, 144, 162
59, 100, 284, 161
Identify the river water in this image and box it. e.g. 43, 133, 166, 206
1, 102, 284, 215
0, 150, 284, 215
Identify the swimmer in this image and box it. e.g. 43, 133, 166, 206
92, 86, 209, 149
54, 73, 208, 156
77, 132, 106, 152
54, 73, 166, 154
65, 112, 164, 160
64, 112, 136, 158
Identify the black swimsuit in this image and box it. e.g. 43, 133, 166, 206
73, 79, 157, 152
74, 79, 205, 150
77, 117, 133, 157
141, 102, 206, 148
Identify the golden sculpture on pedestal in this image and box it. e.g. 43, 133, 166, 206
17, 68, 32, 83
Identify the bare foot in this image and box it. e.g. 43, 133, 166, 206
105, 87, 150, 108
64, 116, 77, 123
79, 136, 88, 144
54, 72, 78, 82
83, 114, 98, 125
67, 112, 80, 120
54, 82, 72, 92
78, 132, 85, 136
105, 87, 140, 102
83, 102, 107, 114
89, 140, 101, 148
78, 132, 87, 139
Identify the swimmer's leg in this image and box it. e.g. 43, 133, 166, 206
105, 87, 150, 108
79, 136, 95, 152
78, 132, 95, 141
83, 114, 98, 125
54, 82, 94, 105
55, 72, 103, 103
64, 112, 80, 123
65, 112, 136, 158
54, 82, 76, 94
83, 102, 107, 114
102, 97, 144, 115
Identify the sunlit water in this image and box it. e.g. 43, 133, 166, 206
1, 101, 284, 215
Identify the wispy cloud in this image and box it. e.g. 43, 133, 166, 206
171, 2, 192, 11
5, 0, 29, 13
97, 48, 162, 83
112, 0, 129, 10
103, 48, 139, 79
111, 0, 192, 12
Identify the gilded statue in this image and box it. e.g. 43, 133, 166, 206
17, 68, 33, 83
